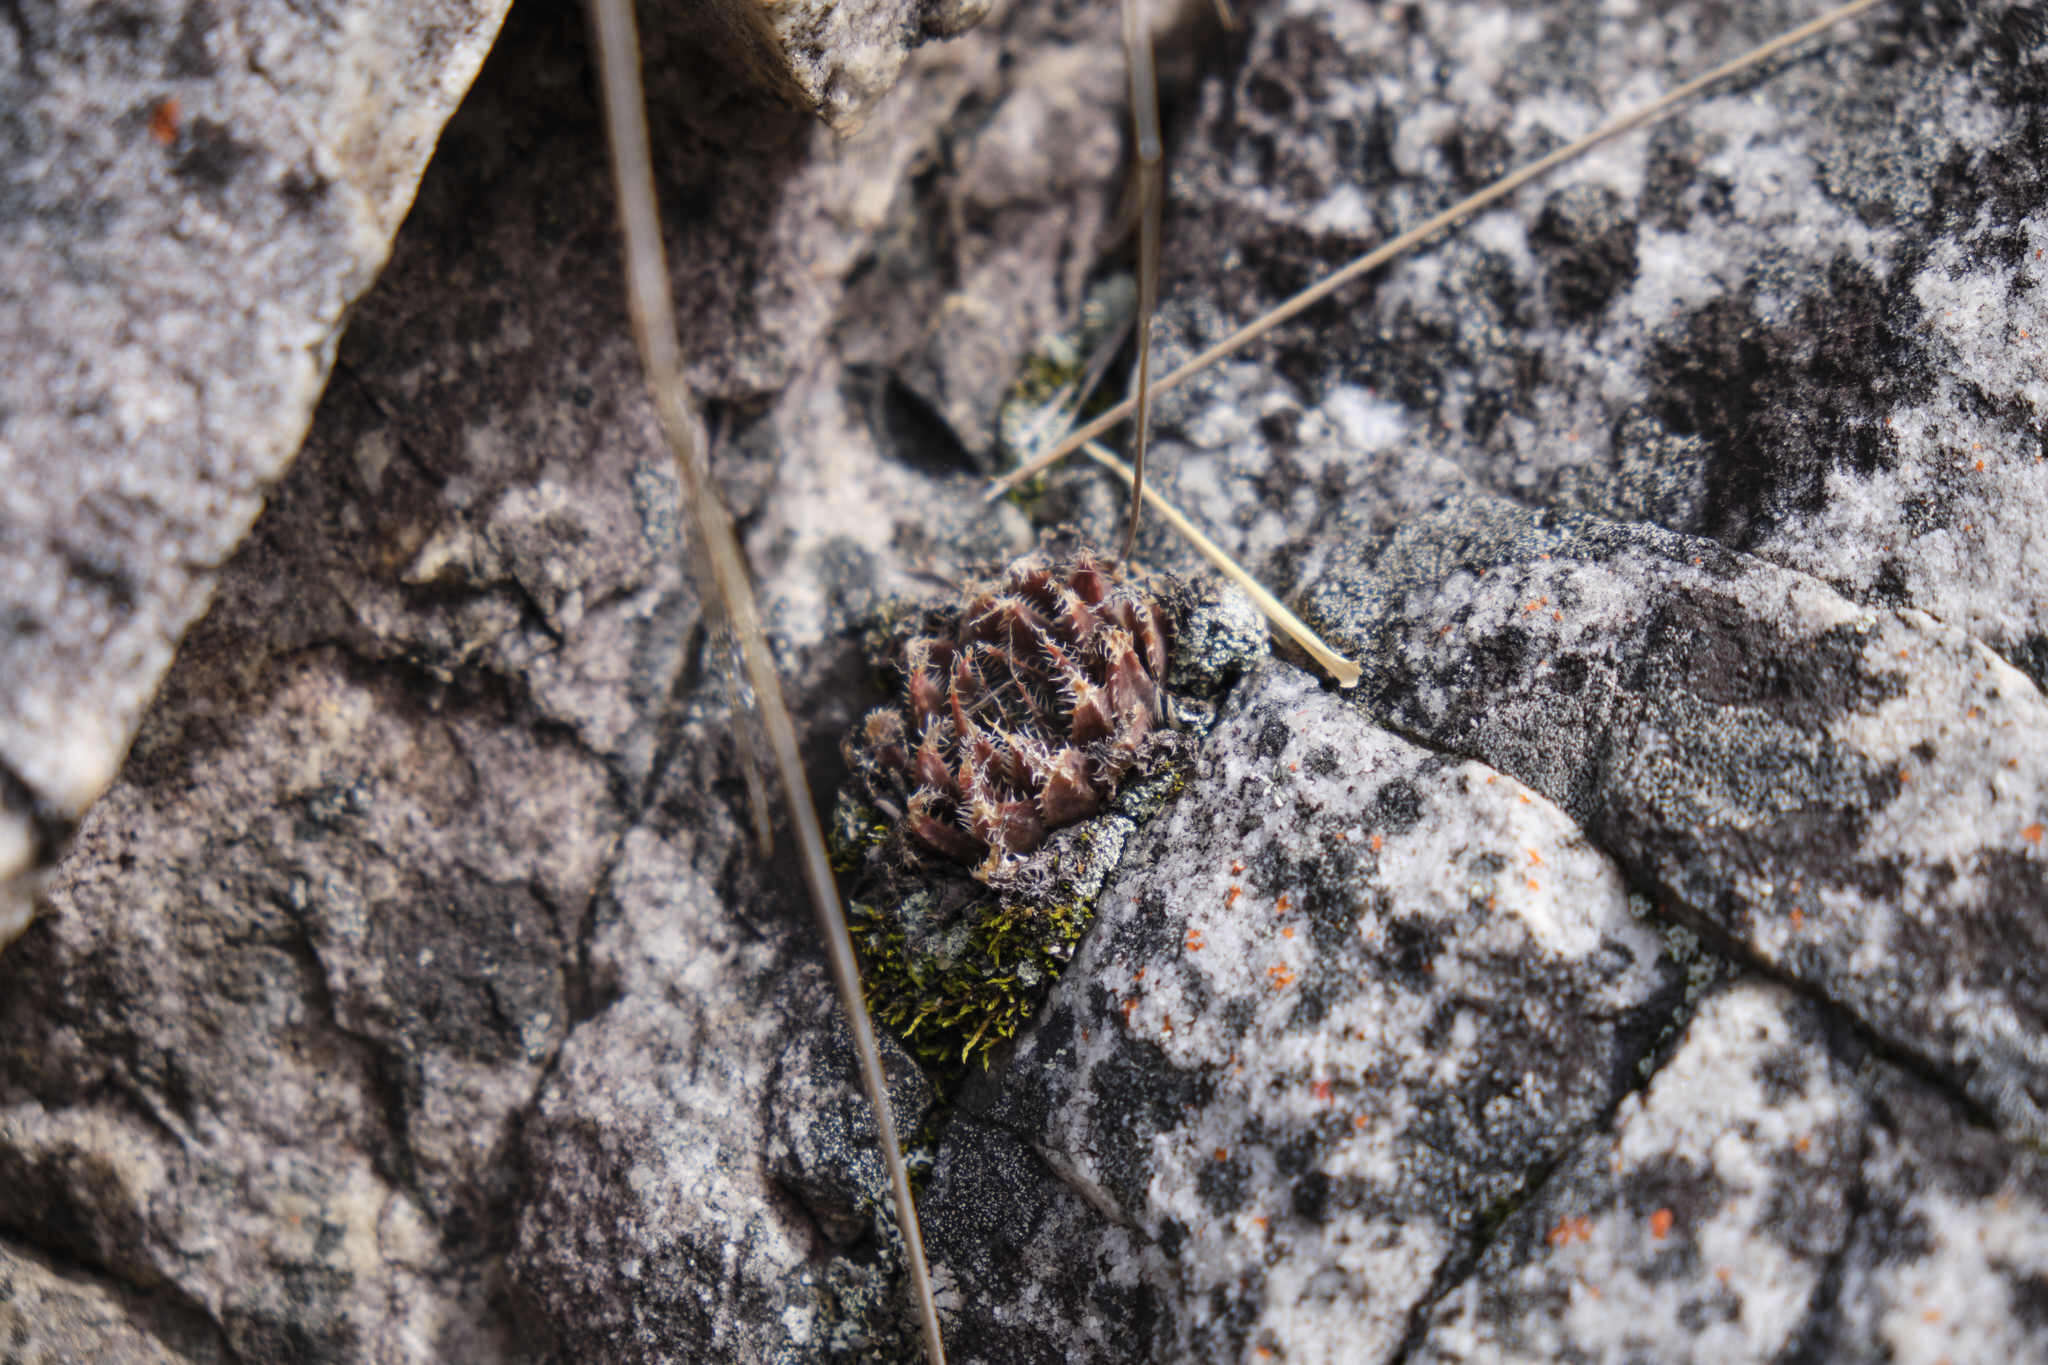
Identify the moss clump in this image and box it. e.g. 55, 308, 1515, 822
832, 797, 1135, 1080
847, 892, 1092, 1074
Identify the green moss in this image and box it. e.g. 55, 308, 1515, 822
848, 893, 1092, 1079
828, 798, 894, 876
993, 273, 1136, 479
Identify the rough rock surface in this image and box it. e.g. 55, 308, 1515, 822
0, 0, 513, 938
0, 0, 1014, 939
6, 0, 2048, 1362
1300, 498, 2048, 1139
924, 662, 1681, 1362
1415, 978, 2048, 1365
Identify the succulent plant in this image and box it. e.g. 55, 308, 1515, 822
841, 550, 1177, 884
833, 547, 1264, 1075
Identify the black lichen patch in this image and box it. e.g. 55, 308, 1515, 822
1531, 184, 1639, 321
836, 551, 1259, 1078
171, 115, 255, 192
1646, 259, 1933, 546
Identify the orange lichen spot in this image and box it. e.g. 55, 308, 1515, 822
1353, 1112, 1370, 1128
1226, 885, 1242, 907
1288, 761, 1298, 772
1312, 1078, 1333, 1103
1649, 1208, 1674, 1240
1553, 610, 1563, 622
1121, 998, 1139, 1023
1716, 1267, 1732, 1284
1691, 556, 1703, 566
1527, 848, 1544, 866
1546, 1215, 1593, 1247
1976, 460, 1987, 472
149, 97, 180, 145
1794, 1134, 1812, 1154
1898, 769, 1912, 785
1486, 894, 1498, 911
1135, 967, 1146, 980
1519, 791, 1533, 804
1526, 878, 1541, 892
1790, 907, 1805, 931
1968, 706, 1983, 720
1923, 1309, 1943, 1324
1524, 596, 1548, 613
1281, 926, 1295, 939
1231, 859, 1245, 875
1440, 623, 1454, 635
1370, 833, 1383, 852
1268, 964, 1296, 989
1276, 894, 1292, 914
2024, 823, 2044, 845
1215, 1147, 1229, 1161
1250, 1216, 1268, 1230
1186, 928, 1205, 950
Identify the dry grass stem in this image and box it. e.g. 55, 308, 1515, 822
1082, 442, 1362, 688
586, 1, 947, 1359
1119, 0, 1164, 561
987, 0, 1890, 500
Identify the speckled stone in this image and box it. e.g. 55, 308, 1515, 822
0, 0, 512, 937
8, 0, 2048, 1360
1296, 495, 2048, 1142
922, 662, 1682, 1362
1415, 978, 2048, 1365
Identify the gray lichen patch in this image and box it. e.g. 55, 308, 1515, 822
835, 552, 1265, 1076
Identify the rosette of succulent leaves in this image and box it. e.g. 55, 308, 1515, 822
834, 547, 1261, 1077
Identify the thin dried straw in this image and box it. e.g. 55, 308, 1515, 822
586, 3, 947, 1360
1082, 442, 1361, 688
987, 0, 1888, 500
1119, 0, 1163, 561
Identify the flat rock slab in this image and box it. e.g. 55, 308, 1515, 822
1416, 978, 2048, 1365
0, 0, 512, 931
1297, 497, 2048, 1142
924, 662, 1681, 1362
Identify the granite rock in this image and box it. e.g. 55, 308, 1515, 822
0, 0, 513, 939
923, 661, 1683, 1363
1416, 978, 2048, 1365
1297, 496, 2048, 1141
0, 0, 1102, 1356
6, 0, 2048, 1360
